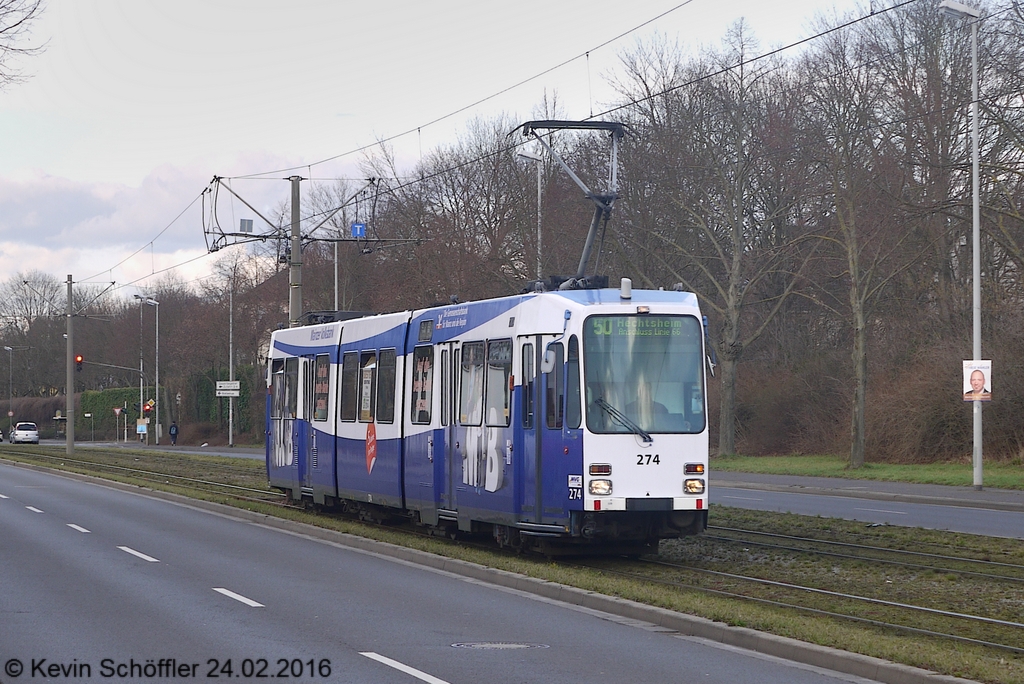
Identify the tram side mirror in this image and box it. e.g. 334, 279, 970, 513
706, 354, 717, 377
540, 348, 557, 374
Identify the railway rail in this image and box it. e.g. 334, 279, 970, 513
5, 447, 1022, 662
706, 525, 1024, 584
0, 447, 287, 507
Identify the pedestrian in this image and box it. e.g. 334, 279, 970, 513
169, 421, 178, 446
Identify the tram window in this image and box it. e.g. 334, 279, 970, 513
359, 352, 377, 422
283, 357, 298, 420
313, 354, 330, 422
340, 352, 358, 422
411, 346, 434, 424
544, 343, 564, 429
460, 342, 485, 426
485, 339, 512, 427
522, 343, 534, 428
271, 369, 284, 419
377, 349, 397, 424
440, 349, 449, 426
566, 336, 581, 429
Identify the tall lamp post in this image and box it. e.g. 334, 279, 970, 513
939, 0, 983, 489
134, 295, 160, 444
3, 345, 28, 435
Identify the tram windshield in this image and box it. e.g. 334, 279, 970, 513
583, 314, 705, 435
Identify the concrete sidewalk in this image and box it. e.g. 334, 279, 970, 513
713, 470, 1024, 513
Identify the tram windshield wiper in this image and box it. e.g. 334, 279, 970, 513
595, 397, 652, 444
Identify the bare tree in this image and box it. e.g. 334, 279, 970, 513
613, 26, 814, 456
0, 0, 44, 88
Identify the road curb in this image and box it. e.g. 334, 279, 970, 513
0, 458, 980, 684
717, 479, 1024, 513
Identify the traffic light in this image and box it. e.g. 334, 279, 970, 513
75, 354, 83, 372
143, 401, 153, 415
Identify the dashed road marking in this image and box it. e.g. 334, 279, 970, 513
360, 653, 450, 684
67, 524, 91, 533
213, 588, 264, 607
118, 546, 160, 562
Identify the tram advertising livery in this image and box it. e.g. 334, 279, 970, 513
266, 279, 710, 554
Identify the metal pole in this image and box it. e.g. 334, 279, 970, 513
288, 175, 303, 327
970, 18, 982, 490
5, 347, 11, 435
229, 283, 234, 448
66, 274, 74, 456
535, 158, 543, 280
154, 301, 160, 445
140, 301, 144, 444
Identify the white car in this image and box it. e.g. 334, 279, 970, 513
11, 422, 39, 444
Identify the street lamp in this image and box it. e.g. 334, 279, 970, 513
518, 149, 544, 281
134, 295, 160, 445
939, 0, 983, 489
3, 345, 28, 435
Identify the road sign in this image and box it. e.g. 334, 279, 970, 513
216, 380, 240, 397
351, 222, 366, 238
7, 410, 12, 417
114, 407, 122, 416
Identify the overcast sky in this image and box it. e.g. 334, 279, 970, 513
0, 0, 864, 297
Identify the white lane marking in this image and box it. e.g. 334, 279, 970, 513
118, 546, 160, 562
0, 493, 8, 498
721, 495, 763, 501
359, 653, 450, 684
213, 588, 264, 607
67, 524, 91, 533
854, 507, 907, 515
25, 506, 43, 513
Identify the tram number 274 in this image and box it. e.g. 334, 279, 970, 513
637, 454, 661, 465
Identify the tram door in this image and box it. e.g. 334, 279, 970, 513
269, 356, 299, 498
440, 342, 459, 512
297, 356, 314, 495
519, 335, 564, 523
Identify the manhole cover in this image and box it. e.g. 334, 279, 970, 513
451, 642, 549, 650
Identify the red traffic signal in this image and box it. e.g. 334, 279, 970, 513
75, 354, 84, 371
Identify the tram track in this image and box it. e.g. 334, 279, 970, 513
705, 525, 1024, 584
0, 446, 288, 507
4, 446, 1023, 679
571, 556, 1024, 656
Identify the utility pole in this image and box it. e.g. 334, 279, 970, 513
229, 282, 234, 447
65, 274, 75, 457
288, 175, 303, 327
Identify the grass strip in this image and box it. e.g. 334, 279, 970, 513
2, 445, 1022, 683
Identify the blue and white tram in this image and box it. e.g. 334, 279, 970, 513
266, 279, 709, 552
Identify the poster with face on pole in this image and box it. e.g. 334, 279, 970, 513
963, 360, 992, 401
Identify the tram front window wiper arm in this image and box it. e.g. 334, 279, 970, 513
595, 397, 652, 444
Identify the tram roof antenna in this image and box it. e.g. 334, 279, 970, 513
516, 120, 627, 290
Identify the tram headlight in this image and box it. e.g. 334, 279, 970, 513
589, 479, 613, 496
683, 478, 705, 494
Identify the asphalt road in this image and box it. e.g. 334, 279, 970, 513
711, 471, 1024, 539
0, 462, 884, 684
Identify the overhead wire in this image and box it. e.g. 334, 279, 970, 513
100, 0, 1020, 293
226, 0, 699, 180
